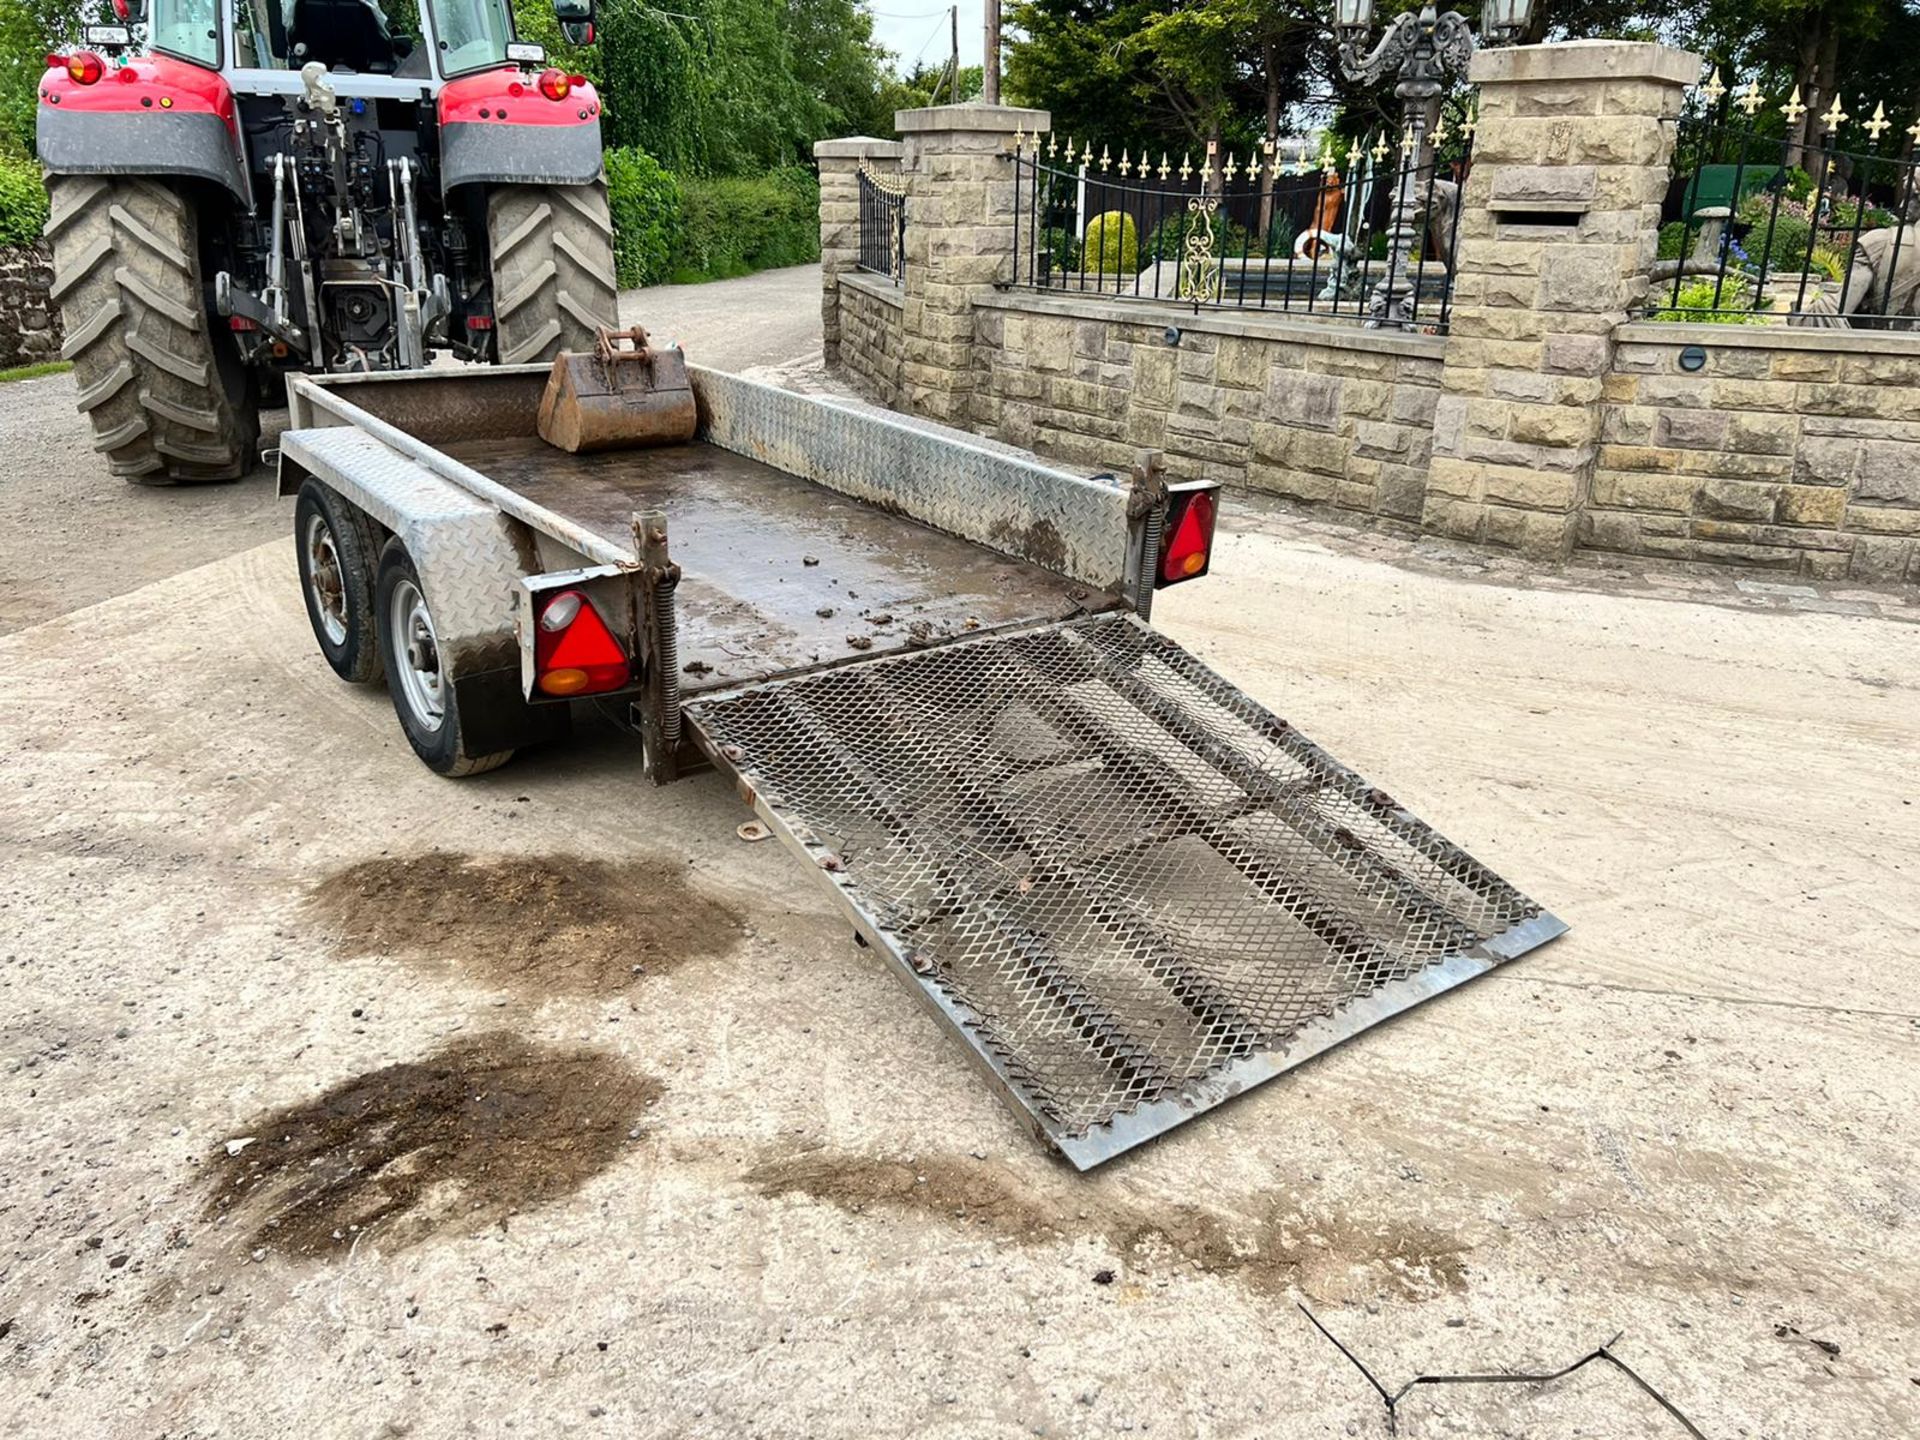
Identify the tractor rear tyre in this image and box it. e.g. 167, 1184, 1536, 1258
45, 175, 259, 485
485, 181, 619, 366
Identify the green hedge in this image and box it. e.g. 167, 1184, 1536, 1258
604, 145, 681, 288
0, 146, 47, 248
666, 167, 819, 283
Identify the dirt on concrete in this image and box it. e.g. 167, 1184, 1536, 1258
204, 1032, 662, 1258
747, 1150, 1469, 1302
304, 851, 746, 995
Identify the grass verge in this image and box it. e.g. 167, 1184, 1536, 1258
0, 359, 71, 384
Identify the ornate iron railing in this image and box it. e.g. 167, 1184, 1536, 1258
857, 160, 907, 283
1656, 70, 1920, 328
1005, 125, 1473, 332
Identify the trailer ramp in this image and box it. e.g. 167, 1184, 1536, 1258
687, 613, 1564, 1169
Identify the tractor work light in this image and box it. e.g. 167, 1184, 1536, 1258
1156, 481, 1220, 588
534, 589, 630, 697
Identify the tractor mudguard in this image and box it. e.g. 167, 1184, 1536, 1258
437, 67, 604, 190
36, 55, 249, 204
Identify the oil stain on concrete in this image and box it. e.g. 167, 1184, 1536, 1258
205, 1032, 661, 1257
747, 1151, 1468, 1301
305, 851, 746, 995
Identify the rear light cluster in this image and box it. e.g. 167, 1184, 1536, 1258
1155, 484, 1219, 588
538, 68, 583, 102
59, 51, 104, 84
534, 590, 631, 697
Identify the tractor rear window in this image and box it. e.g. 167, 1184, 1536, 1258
426, 0, 514, 76
234, 0, 431, 76
152, 0, 222, 67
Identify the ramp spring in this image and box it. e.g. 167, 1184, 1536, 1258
1134, 502, 1164, 621
655, 572, 682, 747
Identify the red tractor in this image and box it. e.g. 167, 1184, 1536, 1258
36, 0, 616, 483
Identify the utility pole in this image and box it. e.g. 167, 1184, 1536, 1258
983, 0, 1001, 104
950, 5, 960, 101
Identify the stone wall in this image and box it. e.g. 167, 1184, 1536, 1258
1588, 324, 1920, 582
817, 53, 1920, 586
0, 245, 60, 369
972, 292, 1444, 523
839, 273, 904, 408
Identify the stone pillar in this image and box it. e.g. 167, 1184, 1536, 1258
894, 102, 1048, 426
1423, 41, 1700, 557
814, 136, 901, 367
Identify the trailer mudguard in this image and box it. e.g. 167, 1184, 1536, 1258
36, 55, 249, 203
275, 422, 566, 754
437, 67, 604, 190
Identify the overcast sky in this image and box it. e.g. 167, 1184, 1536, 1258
866, 0, 989, 76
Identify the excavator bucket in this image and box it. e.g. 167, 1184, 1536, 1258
537, 327, 699, 453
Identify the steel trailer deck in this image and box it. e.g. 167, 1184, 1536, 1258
279, 364, 1564, 1167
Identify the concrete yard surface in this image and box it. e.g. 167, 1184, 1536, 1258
1, 483, 1916, 1438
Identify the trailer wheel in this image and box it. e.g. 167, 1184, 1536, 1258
485, 181, 619, 365
373, 540, 514, 778
295, 480, 383, 685
45, 175, 260, 484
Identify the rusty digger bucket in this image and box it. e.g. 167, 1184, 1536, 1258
537, 326, 699, 454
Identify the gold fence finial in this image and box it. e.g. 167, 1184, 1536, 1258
1701, 67, 1726, 104
1865, 101, 1891, 142
1158, 151, 1171, 179
1820, 93, 1848, 131
1179, 151, 1193, 181
1099, 143, 1111, 172
1118, 147, 1132, 177
1222, 151, 1240, 183
1781, 85, 1807, 125
1735, 77, 1765, 117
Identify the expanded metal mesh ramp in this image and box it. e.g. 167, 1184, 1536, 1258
687, 614, 1565, 1168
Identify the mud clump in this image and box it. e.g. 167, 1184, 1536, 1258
306, 851, 746, 995
205, 1032, 661, 1257
747, 1149, 1468, 1302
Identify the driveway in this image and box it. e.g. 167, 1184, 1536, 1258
1, 263, 1917, 1437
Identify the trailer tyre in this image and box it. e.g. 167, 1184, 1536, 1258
46, 175, 260, 484
295, 480, 383, 685
485, 181, 619, 365
373, 540, 515, 778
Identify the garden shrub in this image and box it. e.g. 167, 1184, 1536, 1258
1082, 211, 1138, 273
1737, 195, 1812, 273
603, 145, 681, 288
1657, 220, 1688, 261
0, 146, 48, 248
1649, 276, 1764, 323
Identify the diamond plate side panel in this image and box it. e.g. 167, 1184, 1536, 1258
281, 426, 534, 674
686, 613, 1567, 1168
689, 366, 1133, 593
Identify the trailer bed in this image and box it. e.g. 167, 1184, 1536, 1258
439, 435, 1108, 694
281, 365, 1565, 1169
